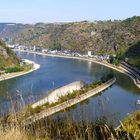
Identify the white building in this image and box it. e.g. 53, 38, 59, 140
42, 49, 48, 53
7, 44, 15, 49
87, 51, 94, 57
50, 50, 58, 54
33, 46, 36, 51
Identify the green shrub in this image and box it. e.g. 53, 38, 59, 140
5, 65, 23, 73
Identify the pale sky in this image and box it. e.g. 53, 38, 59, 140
0, 0, 139, 23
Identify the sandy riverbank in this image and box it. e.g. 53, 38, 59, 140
0, 59, 40, 82
15, 49, 140, 88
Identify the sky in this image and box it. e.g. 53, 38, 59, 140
0, 0, 139, 23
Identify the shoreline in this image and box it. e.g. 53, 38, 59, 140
23, 78, 116, 126
0, 59, 40, 82
15, 49, 140, 88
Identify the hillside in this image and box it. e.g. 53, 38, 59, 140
0, 17, 139, 53
0, 39, 19, 70
0, 16, 140, 68
0, 23, 26, 42
124, 41, 140, 69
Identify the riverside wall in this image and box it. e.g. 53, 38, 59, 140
23, 78, 116, 126
32, 80, 85, 108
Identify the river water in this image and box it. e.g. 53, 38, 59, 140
0, 51, 140, 126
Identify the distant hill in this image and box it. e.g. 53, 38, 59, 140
0, 39, 19, 70
0, 23, 28, 43
0, 16, 140, 53
0, 16, 140, 68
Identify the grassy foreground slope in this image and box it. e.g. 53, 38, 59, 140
0, 112, 138, 140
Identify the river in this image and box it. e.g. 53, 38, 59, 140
0, 51, 140, 126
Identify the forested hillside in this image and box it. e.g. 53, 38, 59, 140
0, 16, 139, 68
0, 16, 139, 54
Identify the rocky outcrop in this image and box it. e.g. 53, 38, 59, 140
0, 40, 19, 69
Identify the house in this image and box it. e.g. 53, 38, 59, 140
36, 47, 42, 52
33, 46, 36, 51
49, 50, 58, 54
32, 46, 42, 52
42, 49, 48, 53
87, 51, 94, 57
7, 44, 15, 49
17, 45, 25, 50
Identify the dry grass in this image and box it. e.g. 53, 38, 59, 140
0, 126, 28, 140
0, 111, 137, 140
122, 110, 140, 140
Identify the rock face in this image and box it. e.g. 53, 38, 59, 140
32, 81, 85, 108
0, 47, 9, 59
0, 39, 19, 69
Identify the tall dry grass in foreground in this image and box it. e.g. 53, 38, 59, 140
0, 106, 136, 140
0, 126, 28, 140
0, 100, 137, 140
0, 118, 136, 140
